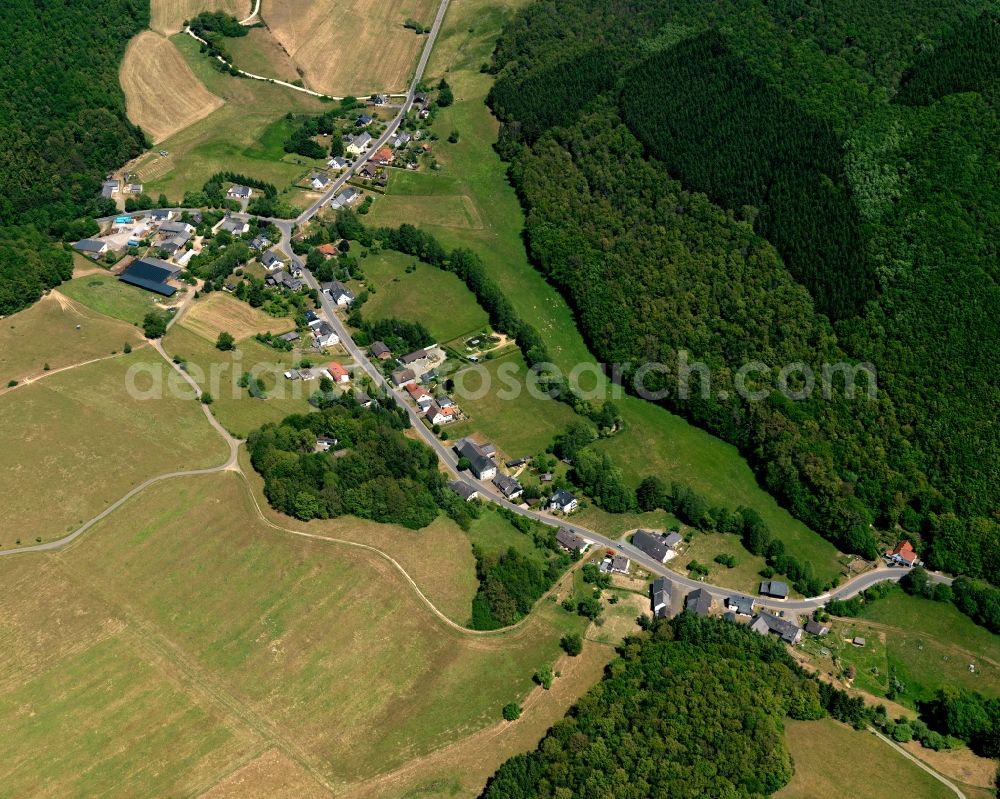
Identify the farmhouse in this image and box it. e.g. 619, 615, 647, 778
726, 595, 755, 616
391, 367, 417, 387
749, 612, 803, 645
493, 473, 524, 501
119, 257, 180, 296
549, 488, 578, 514
448, 480, 479, 502
886, 539, 920, 567
149, 209, 173, 222
326, 362, 349, 383
323, 280, 355, 306
759, 580, 790, 599
371, 341, 391, 360
556, 528, 588, 553
651, 577, 673, 618
101, 179, 120, 198
227, 185, 252, 200
454, 438, 497, 480
72, 238, 109, 257
684, 588, 714, 618
312, 322, 339, 347
631, 530, 671, 563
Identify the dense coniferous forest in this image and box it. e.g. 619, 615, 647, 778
488, 0, 1000, 582
480, 614, 863, 798
0, 0, 148, 312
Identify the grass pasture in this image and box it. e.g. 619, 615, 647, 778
121, 31, 224, 143
163, 321, 313, 437
358, 249, 488, 342
446, 351, 580, 458
58, 272, 171, 326
263, 0, 440, 95
182, 292, 295, 342
0, 293, 143, 385
225, 26, 302, 83
0, 471, 582, 794
777, 719, 956, 799
0, 352, 227, 544
150, 0, 251, 35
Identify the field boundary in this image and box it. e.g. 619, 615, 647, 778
869, 727, 966, 799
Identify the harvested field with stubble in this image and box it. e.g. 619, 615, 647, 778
0, 472, 585, 795
121, 31, 224, 143
263, 0, 440, 94
150, 0, 250, 35
181, 292, 295, 343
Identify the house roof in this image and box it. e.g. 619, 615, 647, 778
228, 185, 251, 198
391, 367, 416, 385
406, 383, 431, 399
454, 438, 494, 477
371, 341, 390, 357
325, 280, 355, 301
159, 221, 191, 235
887, 540, 919, 563
317, 243, 339, 256
685, 588, 713, 617
493, 473, 523, 498
651, 577, 673, 617
261, 251, 282, 267
327, 362, 348, 379
448, 480, 478, 501
277, 331, 299, 342
663, 531, 683, 548
551, 488, 576, 506
373, 146, 393, 162
119, 258, 179, 296
726, 595, 755, 615
760, 580, 789, 598
632, 530, 669, 562
73, 239, 107, 253
804, 620, 830, 635
750, 612, 802, 644
400, 348, 428, 364
556, 528, 587, 552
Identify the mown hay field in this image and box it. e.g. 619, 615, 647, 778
150, 0, 250, 36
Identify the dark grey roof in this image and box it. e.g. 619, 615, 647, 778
663, 531, 683, 548
371, 341, 390, 356
391, 367, 416, 385
277, 331, 300, 342
325, 280, 355, 302
632, 530, 669, 562
119, 257, 179, 296
261, 251, 282, 268
726, 595, 755, 615
651, 577, 672, 617
550, 488, 576, 508
760, 580, 790, 598
454, 438, 494, 478
399, 348, 428, 365
556, 528, 587, 552
804, 620, 830, 636
685, 588, 713, 617
493, 473, 523, 498
751, 612, 802, 644
72, 239, 107, 254
158, 221, 191, 235
228, 185, 251, 198
448, 480, 479, 501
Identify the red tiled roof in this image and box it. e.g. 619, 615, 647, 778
887, 540, 918, 563
327, 362, 348, 380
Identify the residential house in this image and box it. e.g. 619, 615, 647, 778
227, 185, 252, 200
391, 367, 417, 387
651, 577, 673, 618
312, 322, 339, 347
260, 251, 283, 271
250, 234, 271, 252
267, 271, 303, 291
886, 540, 920, 567
371, 146, 394, 166
726, 595, 755, 617
493, 473, 523, 501
149, 209, 174, 222
555, 528, 588, 553
72, 239, 109, 257
453, 438, 497, 480
425, 402, 455, 425
316, 436, 338, 453
323, 280, 355, 306
354, 390, 374, 408
399, 348, 429, 369
340, 186, 360, 204
631, 530, 671, 563
358, 163, 379, 180
355, 112, 373, 127
159, 236, 187, 257
101, 179, 120, 198
346, 133, 373, 155
804, 619, 831, 636
305, 310, 320, 325
749, 612, 803, 645
685, 588, 714, 618
394, 131, 411, 149
158, 220, 192, 237
759, 580, 790, 599
548, 488, 578, 514
219, 216, 249, 235
317, 243, 339, 258
326, 362, 349, 383
448, 481, 479, 502
310, 173, 330, 190
328, 156, 350, 170
406, 382, 434, 409
610, 555, 630, 573
371, 341, 391, 360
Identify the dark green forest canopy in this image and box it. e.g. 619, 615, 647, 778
0, 0, 148, 313
480, 614, 837, 798
489, 0, 1000, 580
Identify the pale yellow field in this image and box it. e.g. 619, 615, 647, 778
263, 0, 440, 95
150, 0, 251, 36
182, 292, 295, 343
225, 26, 302, 83
121, 31, 224, 143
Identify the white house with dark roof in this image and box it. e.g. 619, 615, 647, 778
454, 438, 496, 481
548, 488, 578, 514
73, 238, 109, 257
493, 473, 523, 501
556, 528, 588, 553
631, 530, 671, 563
651, 577, 673, 618
227, 185, 252, 200
750, 612, 802, 645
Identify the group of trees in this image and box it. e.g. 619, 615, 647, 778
920, 687, 1000, 758
187, 11, 248, 64
248, 401, 456, 529
481, 614, 866, 797
487, 0, 1000, 585
0, 0, 148, 315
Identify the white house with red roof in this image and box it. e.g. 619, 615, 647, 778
886, 539, 920, 567
426, 402, 455, 425
326, 362, 350, 383
405, 382, 434, 410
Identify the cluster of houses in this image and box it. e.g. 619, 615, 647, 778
649, 577, 809, 645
